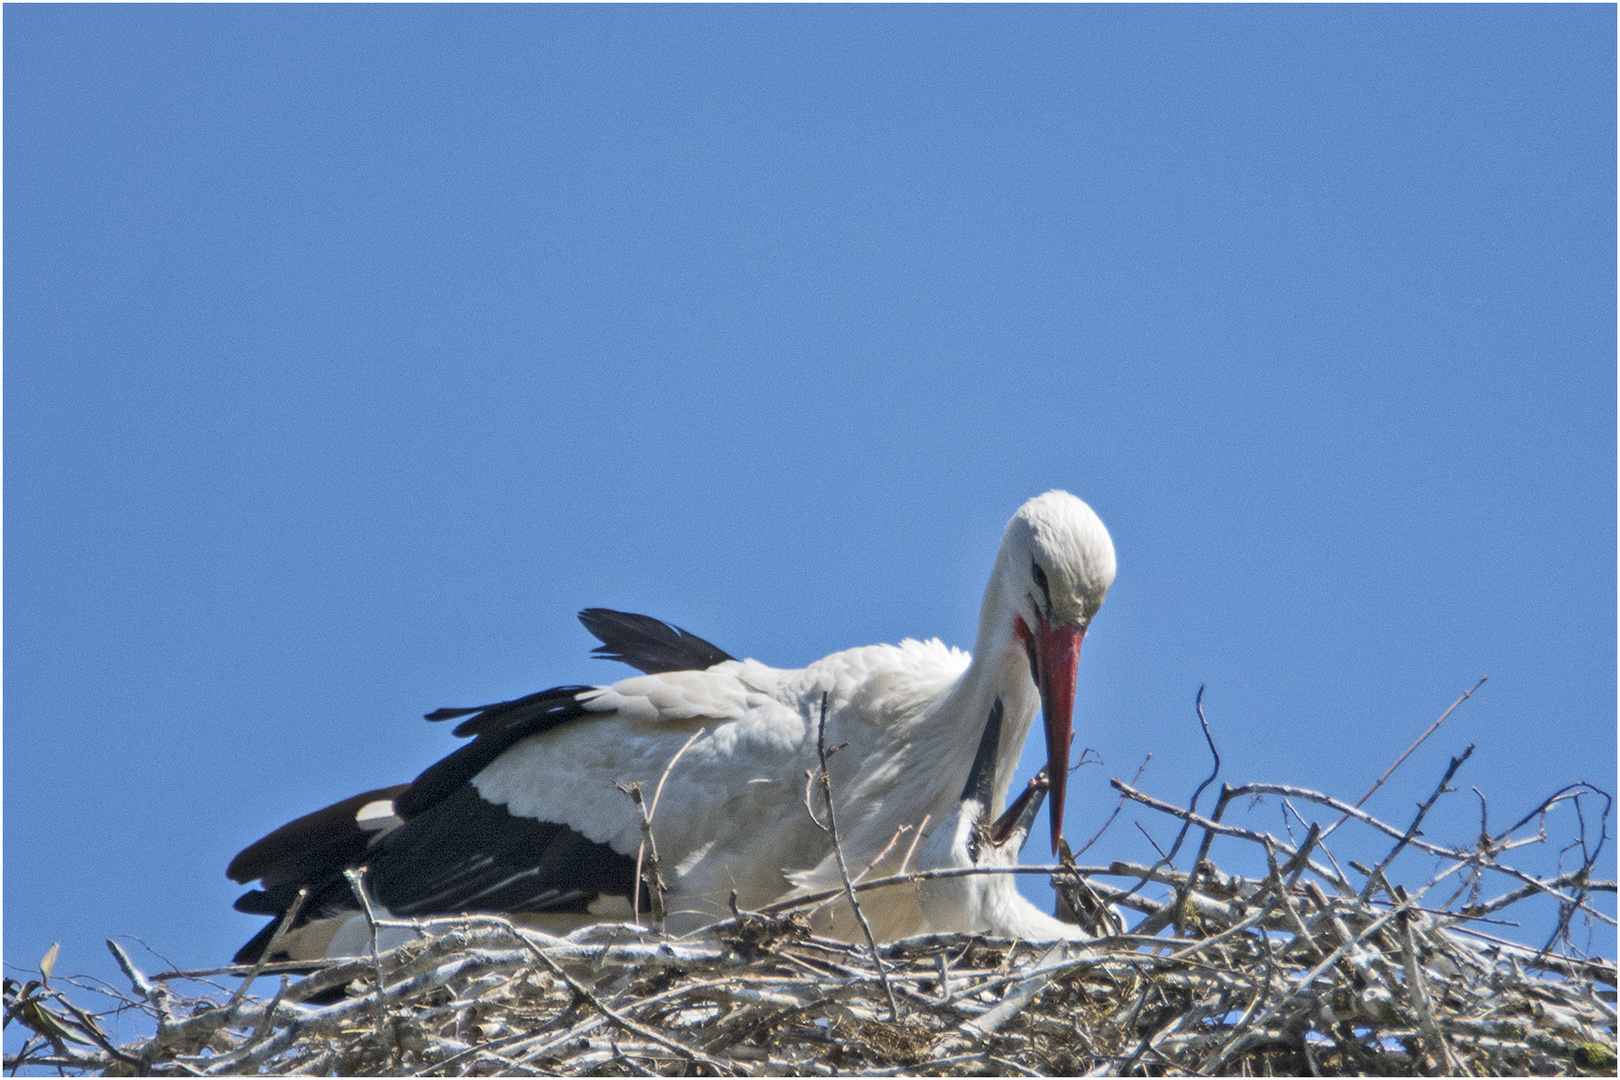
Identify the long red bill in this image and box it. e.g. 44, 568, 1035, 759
1034, 618, 1082, 853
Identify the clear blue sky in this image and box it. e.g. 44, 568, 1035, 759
6, 4, 1614, 1040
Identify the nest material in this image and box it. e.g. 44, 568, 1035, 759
8, 750, 1616, 1076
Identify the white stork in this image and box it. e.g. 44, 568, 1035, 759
228, 490, 1115, 959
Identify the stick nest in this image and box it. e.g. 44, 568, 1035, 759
8, 755, 1616, 1075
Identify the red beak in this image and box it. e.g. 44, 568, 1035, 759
1021, 616, 1082, 853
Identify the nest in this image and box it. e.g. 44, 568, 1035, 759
9, 741, 1616, 1075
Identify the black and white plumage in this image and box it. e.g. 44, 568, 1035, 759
228, 491, 1116, 959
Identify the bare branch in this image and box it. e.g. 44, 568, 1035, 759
1324, 675, 1486, 839
1359, 745, 1474, 902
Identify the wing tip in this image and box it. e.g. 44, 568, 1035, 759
576, 607, 737, 674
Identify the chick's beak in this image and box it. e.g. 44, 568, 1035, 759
988, 769, 1050, 852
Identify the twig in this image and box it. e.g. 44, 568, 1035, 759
810, 691, 900, 1022
1117, 687, 1221, 911
1188, 686, 1222, 818
220, 886, 308, 1016
1324, 675, 1485, 839
648, 727, 706, 822
343, 867, 392, 1045
1163, 687, 1222, 870
616, 782, 668, 928
619, 728, 706, 929
900, 813, 931, 874
1359, 745, 1474, 902
104, 939, 155, 1001
1074, 753, 1150, 858
1132, 820, 1168, 859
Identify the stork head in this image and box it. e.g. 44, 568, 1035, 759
989, 491, 1115, 853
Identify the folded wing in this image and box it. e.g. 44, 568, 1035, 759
227, 610, 733, 963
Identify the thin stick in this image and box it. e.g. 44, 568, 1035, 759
1324, 676, 1485, 839
1132, 821, 1169, 859
1160, 686, 1222, 871
617, 782, 667, 928
219, 887, 307, 1016
622, 727, 705, 928
1359, 745, 1474, 902
812, 692, 900, 1021
899, 813, 932, 874
1117, 688, 1220, 911
648, 727, 706, 822
342, 867, 391, 1043
1074, 753, 1150, 858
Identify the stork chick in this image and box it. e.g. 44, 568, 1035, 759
917, 698, 1086, 940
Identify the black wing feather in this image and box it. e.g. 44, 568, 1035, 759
230, 788, 638, 963
577, 608, 736, 674
227, 784, 409, 887
399, 685, 597, 818
371, 785, 637, 916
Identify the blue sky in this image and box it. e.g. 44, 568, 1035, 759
6, 4, 1614, 1040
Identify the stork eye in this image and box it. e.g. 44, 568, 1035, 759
1031, 561, 1051, 607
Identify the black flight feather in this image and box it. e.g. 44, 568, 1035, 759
370, 785, 638, 916
230, 789, 638, 965
398, 685, 596, 818
577, 608, 736, 674
227, 784, 409, 887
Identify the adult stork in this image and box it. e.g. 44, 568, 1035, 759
228, 490, 1115, 960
